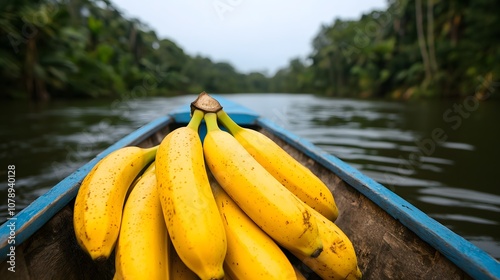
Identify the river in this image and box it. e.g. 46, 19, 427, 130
1, 93, 499, 259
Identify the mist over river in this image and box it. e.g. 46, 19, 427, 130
1, 93, 499, 259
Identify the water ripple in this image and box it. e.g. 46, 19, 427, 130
431, 214, 498, 225
419, 187, 500, 206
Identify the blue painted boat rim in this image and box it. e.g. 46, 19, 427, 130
0, 96, 498, 279
257, 116, 500, 280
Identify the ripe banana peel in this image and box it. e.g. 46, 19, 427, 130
170, 244, 200, 280
156, 109, 226, 280
73, 145, 157, 260
291, 204, 362, 280
293, 266, 307, 280
217, 110, 338, 221
114, 163, 170, 279
211, 180, 296, 280
203, 112, 323, 258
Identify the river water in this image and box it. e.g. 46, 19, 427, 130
1, 93, 499, 259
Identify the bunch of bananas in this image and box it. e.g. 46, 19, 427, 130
73, 92, 362, 280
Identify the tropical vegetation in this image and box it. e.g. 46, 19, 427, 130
1, 0, 498, 101
273, 0, 499, 99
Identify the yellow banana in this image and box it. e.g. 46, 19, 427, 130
291, 205, 362, 280
170, 244, 200, 280
203, 112, 323, 258
211, 181, 297, 280
73, 145, 157, 260
293, 266, 307, 280
114, 163, 170, 279
113, 271, 123, 279
217, 110, 338, 221
156, 109, 226, 280
73, 160, 102, 255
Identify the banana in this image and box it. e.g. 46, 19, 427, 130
293, 266, 307, 280
203, 112, 323, 258
156, 109, 226, 280
217, 109, 338, 221
113, 270, 123, 280
291, 204, 362, 280
114, 163, 170, 280
170, 243, 200, 280
211, 180, 297, 280
73, 145, 157, 260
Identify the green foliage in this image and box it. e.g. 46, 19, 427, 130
0, 0, 271, 100
1, 0, 498, 100
272, 0, 500, 99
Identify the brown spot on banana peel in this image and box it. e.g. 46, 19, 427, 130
299, 209, 323, 258
298, 210, 312, 238
330, 244, 337, 255
303, 209, 312, 227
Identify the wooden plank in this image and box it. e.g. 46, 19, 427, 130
0, 205, 115, 280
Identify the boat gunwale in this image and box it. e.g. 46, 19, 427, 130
0, 97, 498, 280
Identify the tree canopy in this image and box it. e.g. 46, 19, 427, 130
0, 0, 270, 100
1, 0, 498, 100
275, 0, 500, 99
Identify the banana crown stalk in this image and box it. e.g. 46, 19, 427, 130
156, 109, 227, 280
217, 109, 339, 221
203, 112, 323, 258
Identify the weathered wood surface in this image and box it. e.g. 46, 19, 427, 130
0, 205, 114, 280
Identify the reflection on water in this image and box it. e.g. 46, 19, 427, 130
1, 93, 499, 259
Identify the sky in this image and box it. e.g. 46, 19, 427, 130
113, 0, 388, 75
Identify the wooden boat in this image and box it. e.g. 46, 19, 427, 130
0, 96, 499, 279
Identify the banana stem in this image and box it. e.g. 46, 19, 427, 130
216, 110, 242, 134
143, 145, 159, 162
187, 109, 205, 130
204, 113, 220, 132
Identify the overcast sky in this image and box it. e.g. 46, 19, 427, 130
113, 0, 388, 75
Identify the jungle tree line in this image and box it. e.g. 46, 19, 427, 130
274, 0, 500, 99
1, 0, 499, 101
0, 0, 270, 100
